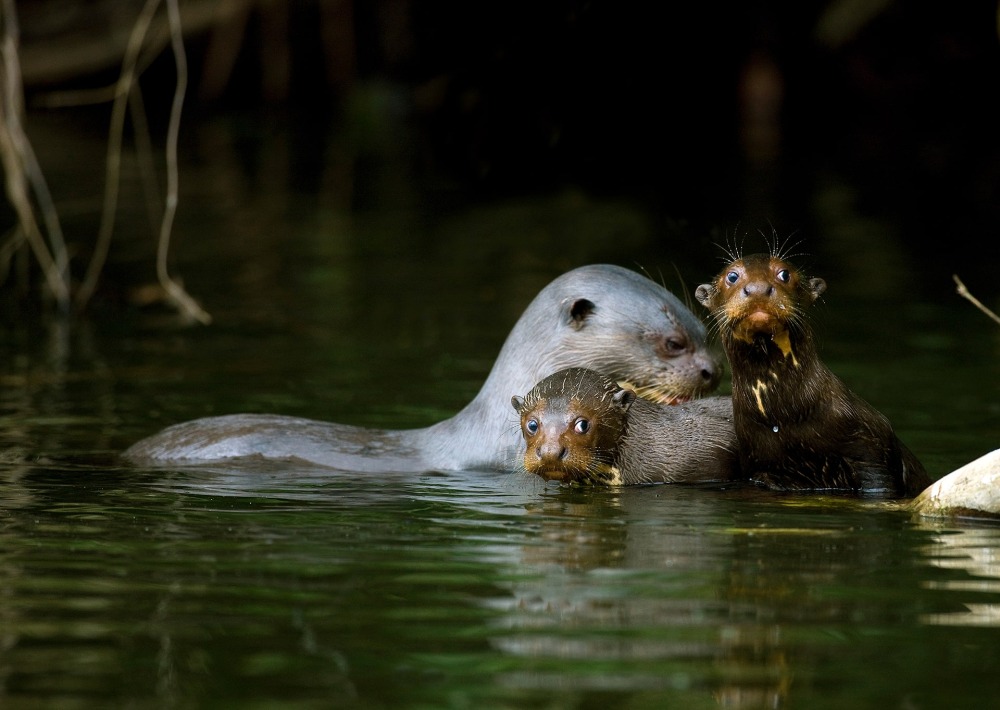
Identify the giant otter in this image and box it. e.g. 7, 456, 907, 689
511, 367, 739, 485
124, 264, 722, 472
694, 251, 931, 497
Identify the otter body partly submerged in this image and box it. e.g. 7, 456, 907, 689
512, 367, 739, 485
695, 252, 931, 497
125, 264, 721, 472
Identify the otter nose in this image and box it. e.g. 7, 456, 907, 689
697, 354, 724, 390
742, 281, 774, 298
537, 442, 567, 463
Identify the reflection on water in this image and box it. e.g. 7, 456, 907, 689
921, 527, 1000, 627
4, 455, 1000, 707
0, 111, 998, 707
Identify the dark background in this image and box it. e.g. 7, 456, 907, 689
8, 0, 1000, 307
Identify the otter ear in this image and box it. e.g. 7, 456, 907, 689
694, 283, 716, 309
511, 395, 526, 413
806, 277, 826, 302
611, 388, 636, 412
563, 298, 596, 330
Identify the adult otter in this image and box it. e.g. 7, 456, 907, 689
511, 367, 739, 485
124, 264, 721, 472
694, 251, 931, 497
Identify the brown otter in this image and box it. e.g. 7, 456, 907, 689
124, 264, 722, 472
511, 367, 739, 485
694, 251, 931, 497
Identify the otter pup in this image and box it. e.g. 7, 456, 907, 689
694, 252, 931, 497
124, 264, 722, 473
511, 367, 739, 485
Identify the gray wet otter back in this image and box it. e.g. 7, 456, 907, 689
124, 264, 723, 473
513, 367, 740, 485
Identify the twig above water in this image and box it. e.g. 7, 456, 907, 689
156, 0, 211, 325
1, 0, 210, 323
953, 274, 1000, 326
0, 0, 70, 308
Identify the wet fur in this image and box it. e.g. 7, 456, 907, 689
513, 367, 740, 485
512, 367, 630, 483
125, 264, 722, 473
695, 250, 931, 497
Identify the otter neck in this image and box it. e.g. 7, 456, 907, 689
722, 323, 831, 427
417, 311, 568, 471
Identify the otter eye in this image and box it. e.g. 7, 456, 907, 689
574, 418, 590, 434
725, 271, 739, 285
776, 269, 790, 283
663, 337, 686, 355
649, 331, 689, 359
525, 419, 538, 435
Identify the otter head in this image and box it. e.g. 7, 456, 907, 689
696, 253, 826, 356
511, 367, 634, 483
535, 265, 722, 405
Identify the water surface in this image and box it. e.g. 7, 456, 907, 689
1, 111, 998, 708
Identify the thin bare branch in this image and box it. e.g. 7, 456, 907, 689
953, 274, 1000, 326
0, 0, 71, 307
157, 0, 211, 324
75, 0, 161, 311
128, 82, 164, 233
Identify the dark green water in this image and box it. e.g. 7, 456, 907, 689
1, 112, 999, 708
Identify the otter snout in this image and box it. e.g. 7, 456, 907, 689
536, 440, 568, 464
698, 352, 724, 392
742, 280, 775, 299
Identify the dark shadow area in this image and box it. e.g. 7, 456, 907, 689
3, 0, 998, 311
